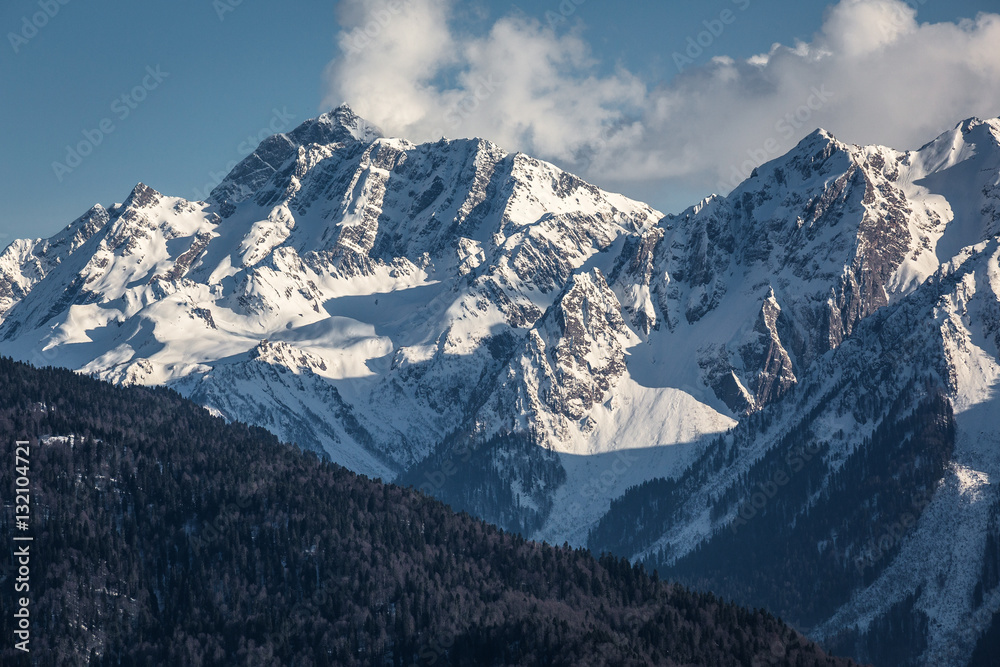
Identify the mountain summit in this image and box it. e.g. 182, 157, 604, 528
2, 109, 1000, 665
209, 103, 384, 214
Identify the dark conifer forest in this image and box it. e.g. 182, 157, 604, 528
589, 378, 958, 661
0, 358, 861, 665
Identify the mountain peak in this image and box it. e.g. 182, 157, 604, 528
207, 106, 383, 212
957, 116, 992, 133
955, 115, 1000, 144
797, 127, 840, 151
323, 102, 363, 125
288, 104, 383, 147
319, 103, 384, 142
913, 115, 1000, 163
123, 182, 162, 209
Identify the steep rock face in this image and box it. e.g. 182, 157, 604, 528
739, 291, 797, 408
0, 204, 110, 319
543, 270, 631, 420
0, 106, 671, 487
477, 269, 636, 445
209, 104, 383, 214
590, 237, 1000, 667
611, 122, 1000, 416
1, 110, 1000, 634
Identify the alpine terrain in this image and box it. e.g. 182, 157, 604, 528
2, 105, 1000, 665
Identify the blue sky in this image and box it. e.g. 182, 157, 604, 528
1, 0, 998, 242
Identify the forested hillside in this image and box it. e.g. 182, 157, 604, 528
0, 358, 857, 666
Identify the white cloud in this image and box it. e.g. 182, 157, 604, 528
324, 0, 645, 163
820, 0, 918, 56
323, 0, 1000, 211
326, 0, 457, 132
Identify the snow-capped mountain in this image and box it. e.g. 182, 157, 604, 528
589, 117, 1000, 666
2, 105, 1000, 665
0, 105, 692, 480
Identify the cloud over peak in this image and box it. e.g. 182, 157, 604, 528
323, 0, 1000, 210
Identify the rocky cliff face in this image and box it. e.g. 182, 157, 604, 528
2, 107, 1000, 665
0, 105, 669, 481
607, 126, 969, 415
587, 119, 1000, 667
591, 235, 1000, 666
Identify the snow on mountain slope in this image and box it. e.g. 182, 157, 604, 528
609, 119, 1000, 420
1, 111, 998, 536
589, 235, 1000, 666
0, 203, 110, 319
390, 119, 993, 542
909, 119, 1000, 267
2, 107, 1000, 664
0, 105, 702, 480
813, 238, 1000, 666
535, 379, 736, 546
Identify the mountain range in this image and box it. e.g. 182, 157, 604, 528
2, 104, 999, 665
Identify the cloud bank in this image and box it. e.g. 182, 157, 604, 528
323, 0, 1000, 210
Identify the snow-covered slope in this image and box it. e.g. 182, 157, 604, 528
586, 119, 1000, 667
1, 105, 725, 488
612, 119, 1000, 416
591, 236, 1000, 665
2, 108, 1000, 665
